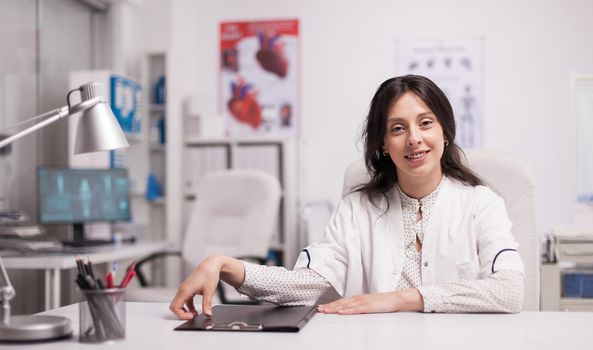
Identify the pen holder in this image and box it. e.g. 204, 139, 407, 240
79, 288, 126, 343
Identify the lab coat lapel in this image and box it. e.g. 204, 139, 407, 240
421, 177, 454, 284
372, 188, 405, 292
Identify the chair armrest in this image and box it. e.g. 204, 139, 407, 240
135, 250, 182, 287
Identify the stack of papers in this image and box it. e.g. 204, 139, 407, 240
0, 238, 63, 252
0, 226, 63, 252
0, 210, 29, 224
0, 224, 45, 237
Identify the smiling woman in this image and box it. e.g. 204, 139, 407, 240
383, 93, 446, 198
170, 75, 526, 319
358, 75, 484, 208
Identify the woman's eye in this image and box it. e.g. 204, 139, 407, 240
391, 126, 404, 133
420, 120, 433, 127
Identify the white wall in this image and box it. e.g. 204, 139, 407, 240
147, 0, 593, 236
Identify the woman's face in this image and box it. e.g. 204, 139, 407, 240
383, 91, 446, 184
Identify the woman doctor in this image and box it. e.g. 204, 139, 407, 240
170, 75, 525, 319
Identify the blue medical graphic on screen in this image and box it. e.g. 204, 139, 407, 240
38, 167, 130, 224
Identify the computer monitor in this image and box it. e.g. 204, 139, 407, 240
37, 167, 131, 246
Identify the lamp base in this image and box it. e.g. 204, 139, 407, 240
0, 315, 72, 342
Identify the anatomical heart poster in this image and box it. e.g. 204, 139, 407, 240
220, 19, 300, 137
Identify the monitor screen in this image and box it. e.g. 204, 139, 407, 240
38, 167, 131, 224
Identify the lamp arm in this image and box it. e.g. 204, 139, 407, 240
0, 97, 101, 150
0, 107, 62, 136
0, 106, 69, 150
0, 257, 16, 326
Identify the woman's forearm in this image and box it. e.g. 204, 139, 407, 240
216, 256, 246, 289
170, 255, 243, 318
395, 288, 424, 311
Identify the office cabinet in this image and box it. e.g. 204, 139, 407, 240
541, 236, 593, 311
143, 53, 168, 246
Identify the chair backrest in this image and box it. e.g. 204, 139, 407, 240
341, 150, 539, 311
182, 169, 282, 267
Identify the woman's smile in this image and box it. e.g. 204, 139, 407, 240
404, 150, 430, 164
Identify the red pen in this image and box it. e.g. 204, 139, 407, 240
106, 272, 114, 289
119, 261, 137, 288
119, 269, 136, 288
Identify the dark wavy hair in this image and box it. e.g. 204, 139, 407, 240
358, 75, 483, 211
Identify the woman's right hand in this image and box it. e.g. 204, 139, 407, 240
169, 255, 245, 319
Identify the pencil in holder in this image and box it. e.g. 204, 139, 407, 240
79, 288, 126, 343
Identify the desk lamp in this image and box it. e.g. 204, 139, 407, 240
0, 82, 129, 341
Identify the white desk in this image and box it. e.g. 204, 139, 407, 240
1, 241, 173, 310
28, 302, 593, 349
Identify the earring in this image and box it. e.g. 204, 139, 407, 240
444, 141, 449, 147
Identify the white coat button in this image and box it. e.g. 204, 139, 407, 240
423, 262, 428, 267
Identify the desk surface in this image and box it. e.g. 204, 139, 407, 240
28, 302, 593, 349
1, 241, 173, 269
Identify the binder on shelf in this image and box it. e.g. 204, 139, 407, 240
234, 144, 280, 179
185, 147, 228, 195
174, 304, 316, 333
110, 75, 142, 134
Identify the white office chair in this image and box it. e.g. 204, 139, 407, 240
126, 169, 282, 304
341, 149, 539, 311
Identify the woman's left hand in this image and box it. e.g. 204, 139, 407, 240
317, 288, 424, 315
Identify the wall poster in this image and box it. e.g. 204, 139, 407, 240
220, 19, 300, 137
395, 38, 484, 148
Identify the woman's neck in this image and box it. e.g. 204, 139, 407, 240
397, 171, 443, 200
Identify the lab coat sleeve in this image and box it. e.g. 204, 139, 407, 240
474, 187, 525, 277
293, 195, 357, 297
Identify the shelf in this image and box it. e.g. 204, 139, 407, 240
559, 297, 593, 311
148, 197, 166, 205
125, 133, 145, 143
561, 297, 593, 303
185, 136, 290, 146
149, 104, 166, 113
269, 242, 284, 251
150, 144, 166, 152
184, 191, 284, 201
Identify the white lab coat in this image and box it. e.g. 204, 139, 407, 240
294, 177, 525, 297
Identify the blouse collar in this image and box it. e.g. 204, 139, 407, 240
398, 176, 446, 210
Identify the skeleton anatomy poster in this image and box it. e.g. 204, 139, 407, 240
395, 38, 484, 148
220, 19, 300, 137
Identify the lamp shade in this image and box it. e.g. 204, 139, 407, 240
74, 101, 129, 154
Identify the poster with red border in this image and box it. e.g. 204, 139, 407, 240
220, 19, 300, 137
